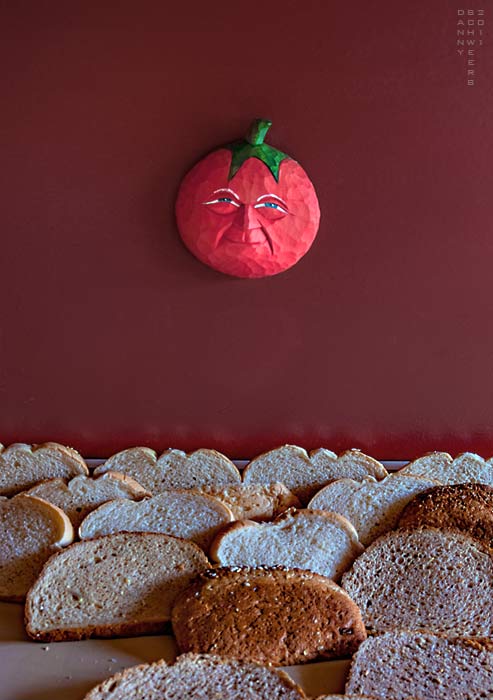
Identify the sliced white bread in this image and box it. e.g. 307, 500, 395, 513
196, 482, 301, 521
25, 472, 150, 528
0, 442, 88, 497
171, 566, 367, 666
242, 446, 387, 503
210, 509, 363, 581
345, 631, 493, 699
25, 531, 209, 641
308, 474, 441, 546
83, 653, 306, 700
341, 527, 493, 635
399, 450, 493, 485
93, 447, 241, 493
79, 490, 233, 551
0, 493, 73, 601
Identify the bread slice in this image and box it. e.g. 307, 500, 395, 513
308, 474, 441, 546
93, 447, 241, 493
242, 446, 387, 504
399, 450, 493, 485
171, 566, 366, 666
341, 527, 493, 635
83, 653, 307, 700
398, 482, 493, 548
196, 482, 301, 521
0, 442, 88, 497
25, 472, 150, 528
211, 509, 363, 581
316, 696, 375, 699
25, 531, 209, 641
0, 493, 73, 601
79, 490, 233, 551
345, 631, 493, 699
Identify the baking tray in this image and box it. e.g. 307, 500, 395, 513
0, 460, 406, 699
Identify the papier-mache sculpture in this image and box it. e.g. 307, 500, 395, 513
175, 119, 320, 278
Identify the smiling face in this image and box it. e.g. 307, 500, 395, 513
176, 150, 320, 278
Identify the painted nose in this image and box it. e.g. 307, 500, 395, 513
240, 204, 261, 230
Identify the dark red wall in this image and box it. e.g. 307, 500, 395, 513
1, 1, 492, 459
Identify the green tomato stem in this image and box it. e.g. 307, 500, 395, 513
245, 119, 272, 146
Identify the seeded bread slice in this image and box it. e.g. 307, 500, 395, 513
345, 632, 493, 699
398, 482, 493, 547
196, 483, 301, 521
79, 490, 233, 551
0, 442, 88, 497
83, 653, 306, 700
242, 446, 387, 504
25, 531, 209, 641
211, 509, 363, 581
25, 472, 150, 528
308, 474, 441, 546
399, 450, 493, 485
0, 493, 73, 601
341, 527, 493, 635
93, 447, 241, 493
172, 566, 366, 666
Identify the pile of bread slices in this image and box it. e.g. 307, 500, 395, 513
2, 442, 493, 699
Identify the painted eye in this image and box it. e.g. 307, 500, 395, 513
203, 197, 240, 208
254, 201, 288, 214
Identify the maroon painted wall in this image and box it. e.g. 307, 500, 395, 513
1, 1, 492, 458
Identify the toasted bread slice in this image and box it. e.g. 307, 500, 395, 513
211, 509, 363, 581
79, 490, 233, 551
399, 450, 493, 485
25, 532, 209, 641
308, 474, 441, 545
0, 493, 73, 601
196, 482, 301, 521
341, 527, 493, 635
172, 566, 366, 666
398, 482, 493, 547
346, 632, 493, 699
242, 446, 387, 503
25, 472, 150, 528
83, 653, 306, 700
0, 442, 88, 497
93, 447, 241, 493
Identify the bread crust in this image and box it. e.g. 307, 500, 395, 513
171, 566, 366, 666
24, 531, 210, 642
0, 442, 89, 496
83, 653, 307, 699
398, 482, 493, 547
210, 508, 363, 580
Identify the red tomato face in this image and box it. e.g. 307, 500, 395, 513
176, 149, 320, 278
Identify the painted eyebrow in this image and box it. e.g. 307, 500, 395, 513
256, 193, 288, 207
212, 188, 241, 200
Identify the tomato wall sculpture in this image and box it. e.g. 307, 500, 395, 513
175, 119, 320, 278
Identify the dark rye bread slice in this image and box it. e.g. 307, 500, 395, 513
83, 653, 307, 700
25, 532, 209, 641
171, 567, 367, 666
398, 482, 493, 547
341, 527, 493, 636
345, 631, 493, 699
